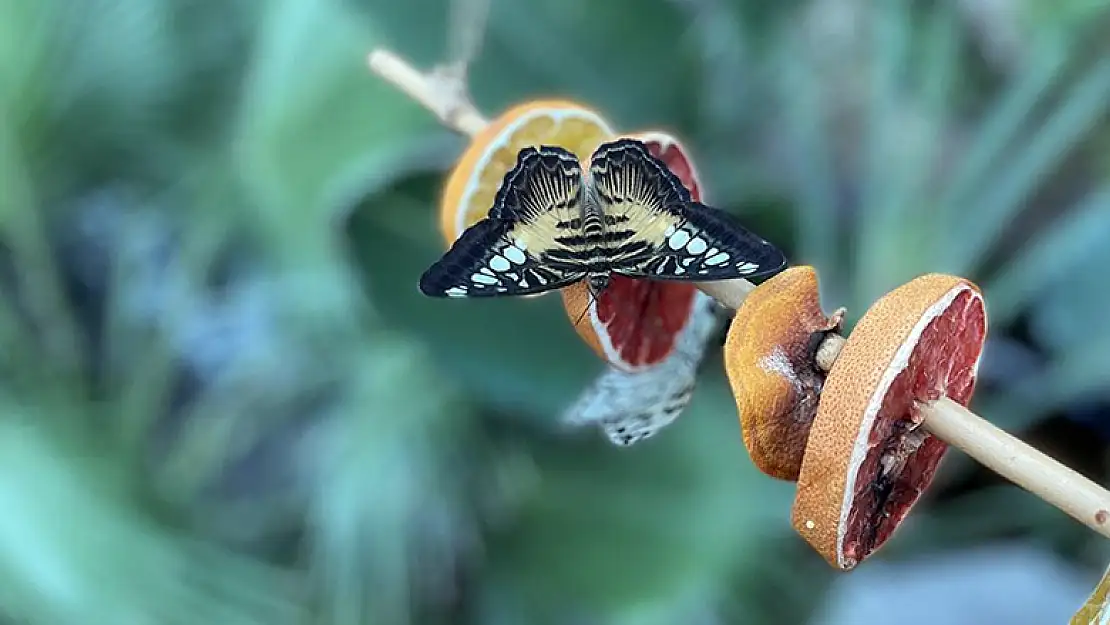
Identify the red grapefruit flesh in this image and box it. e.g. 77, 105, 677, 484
562, 132, 701, 372
792, 275, 987, 570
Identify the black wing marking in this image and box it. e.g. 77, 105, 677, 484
588, 138, 787, 281
419, 146, 589, 298
636, 201, 788, 281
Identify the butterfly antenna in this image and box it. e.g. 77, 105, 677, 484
574, 286, 598, 329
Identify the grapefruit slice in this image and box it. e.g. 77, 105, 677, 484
438, 99, 615, 247
723, 266, 845, 481
560, 131, 702, 373
791, 274, 987, 570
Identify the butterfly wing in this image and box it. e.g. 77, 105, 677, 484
419, 146, 589, 297
587, 138, 787, 281
562, 291, 720, 446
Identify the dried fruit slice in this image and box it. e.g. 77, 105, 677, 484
792, 274, 987, 570
560, 131, 702, 372
723, 266, 845, 481
563, 291, 721, 445
438, 99, 615, 246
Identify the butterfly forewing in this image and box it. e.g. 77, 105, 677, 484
588, 138, 787, 282
419, 146, 589, 297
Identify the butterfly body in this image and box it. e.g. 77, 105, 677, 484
419, 138, 786, 299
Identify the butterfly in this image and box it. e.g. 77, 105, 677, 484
418, 137, 787, 299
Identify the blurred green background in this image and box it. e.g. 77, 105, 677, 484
3, 0, 1110, 623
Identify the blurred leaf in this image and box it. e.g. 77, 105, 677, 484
303, 339, 481, 625
933, 38, 1068, 236
985, 186, 1110, 328
0, 410, 304, 625
476, 380, 794, 622
347, 180, 603, 421
944, 52, 1110, 275
233, 0, 445, 253
773, 25, 840, 294
1029, 235, 1110, 356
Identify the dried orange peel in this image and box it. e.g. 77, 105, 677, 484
723, 266, 845, 481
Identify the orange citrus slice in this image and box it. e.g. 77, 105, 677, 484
438, 100, 615, 246
560, 131, 702, 372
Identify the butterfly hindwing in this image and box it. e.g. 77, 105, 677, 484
562, 291, 720, 446
419, 145, 589, 297
588, 138, 786, 282
586, 138, 692, 273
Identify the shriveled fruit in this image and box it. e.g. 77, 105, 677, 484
438, 100, 614, 246
792, 274, 987, 570
560, 131, 701, 373
723, 266, 844, 481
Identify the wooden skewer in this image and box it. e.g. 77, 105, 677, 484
367, 47, 1110, 540
817, 334, 1110, 539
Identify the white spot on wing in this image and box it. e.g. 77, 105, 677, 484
471, 272, 498, 285
668, 229, 691, 250
737, 261, 759, 274
504, 246, 526, 264
490, 255, 511, 272
686, 237, 708, 255
705, 252, 730, 266
445, 287, 467, 297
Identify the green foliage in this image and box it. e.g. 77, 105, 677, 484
1, 0, 1110, 624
